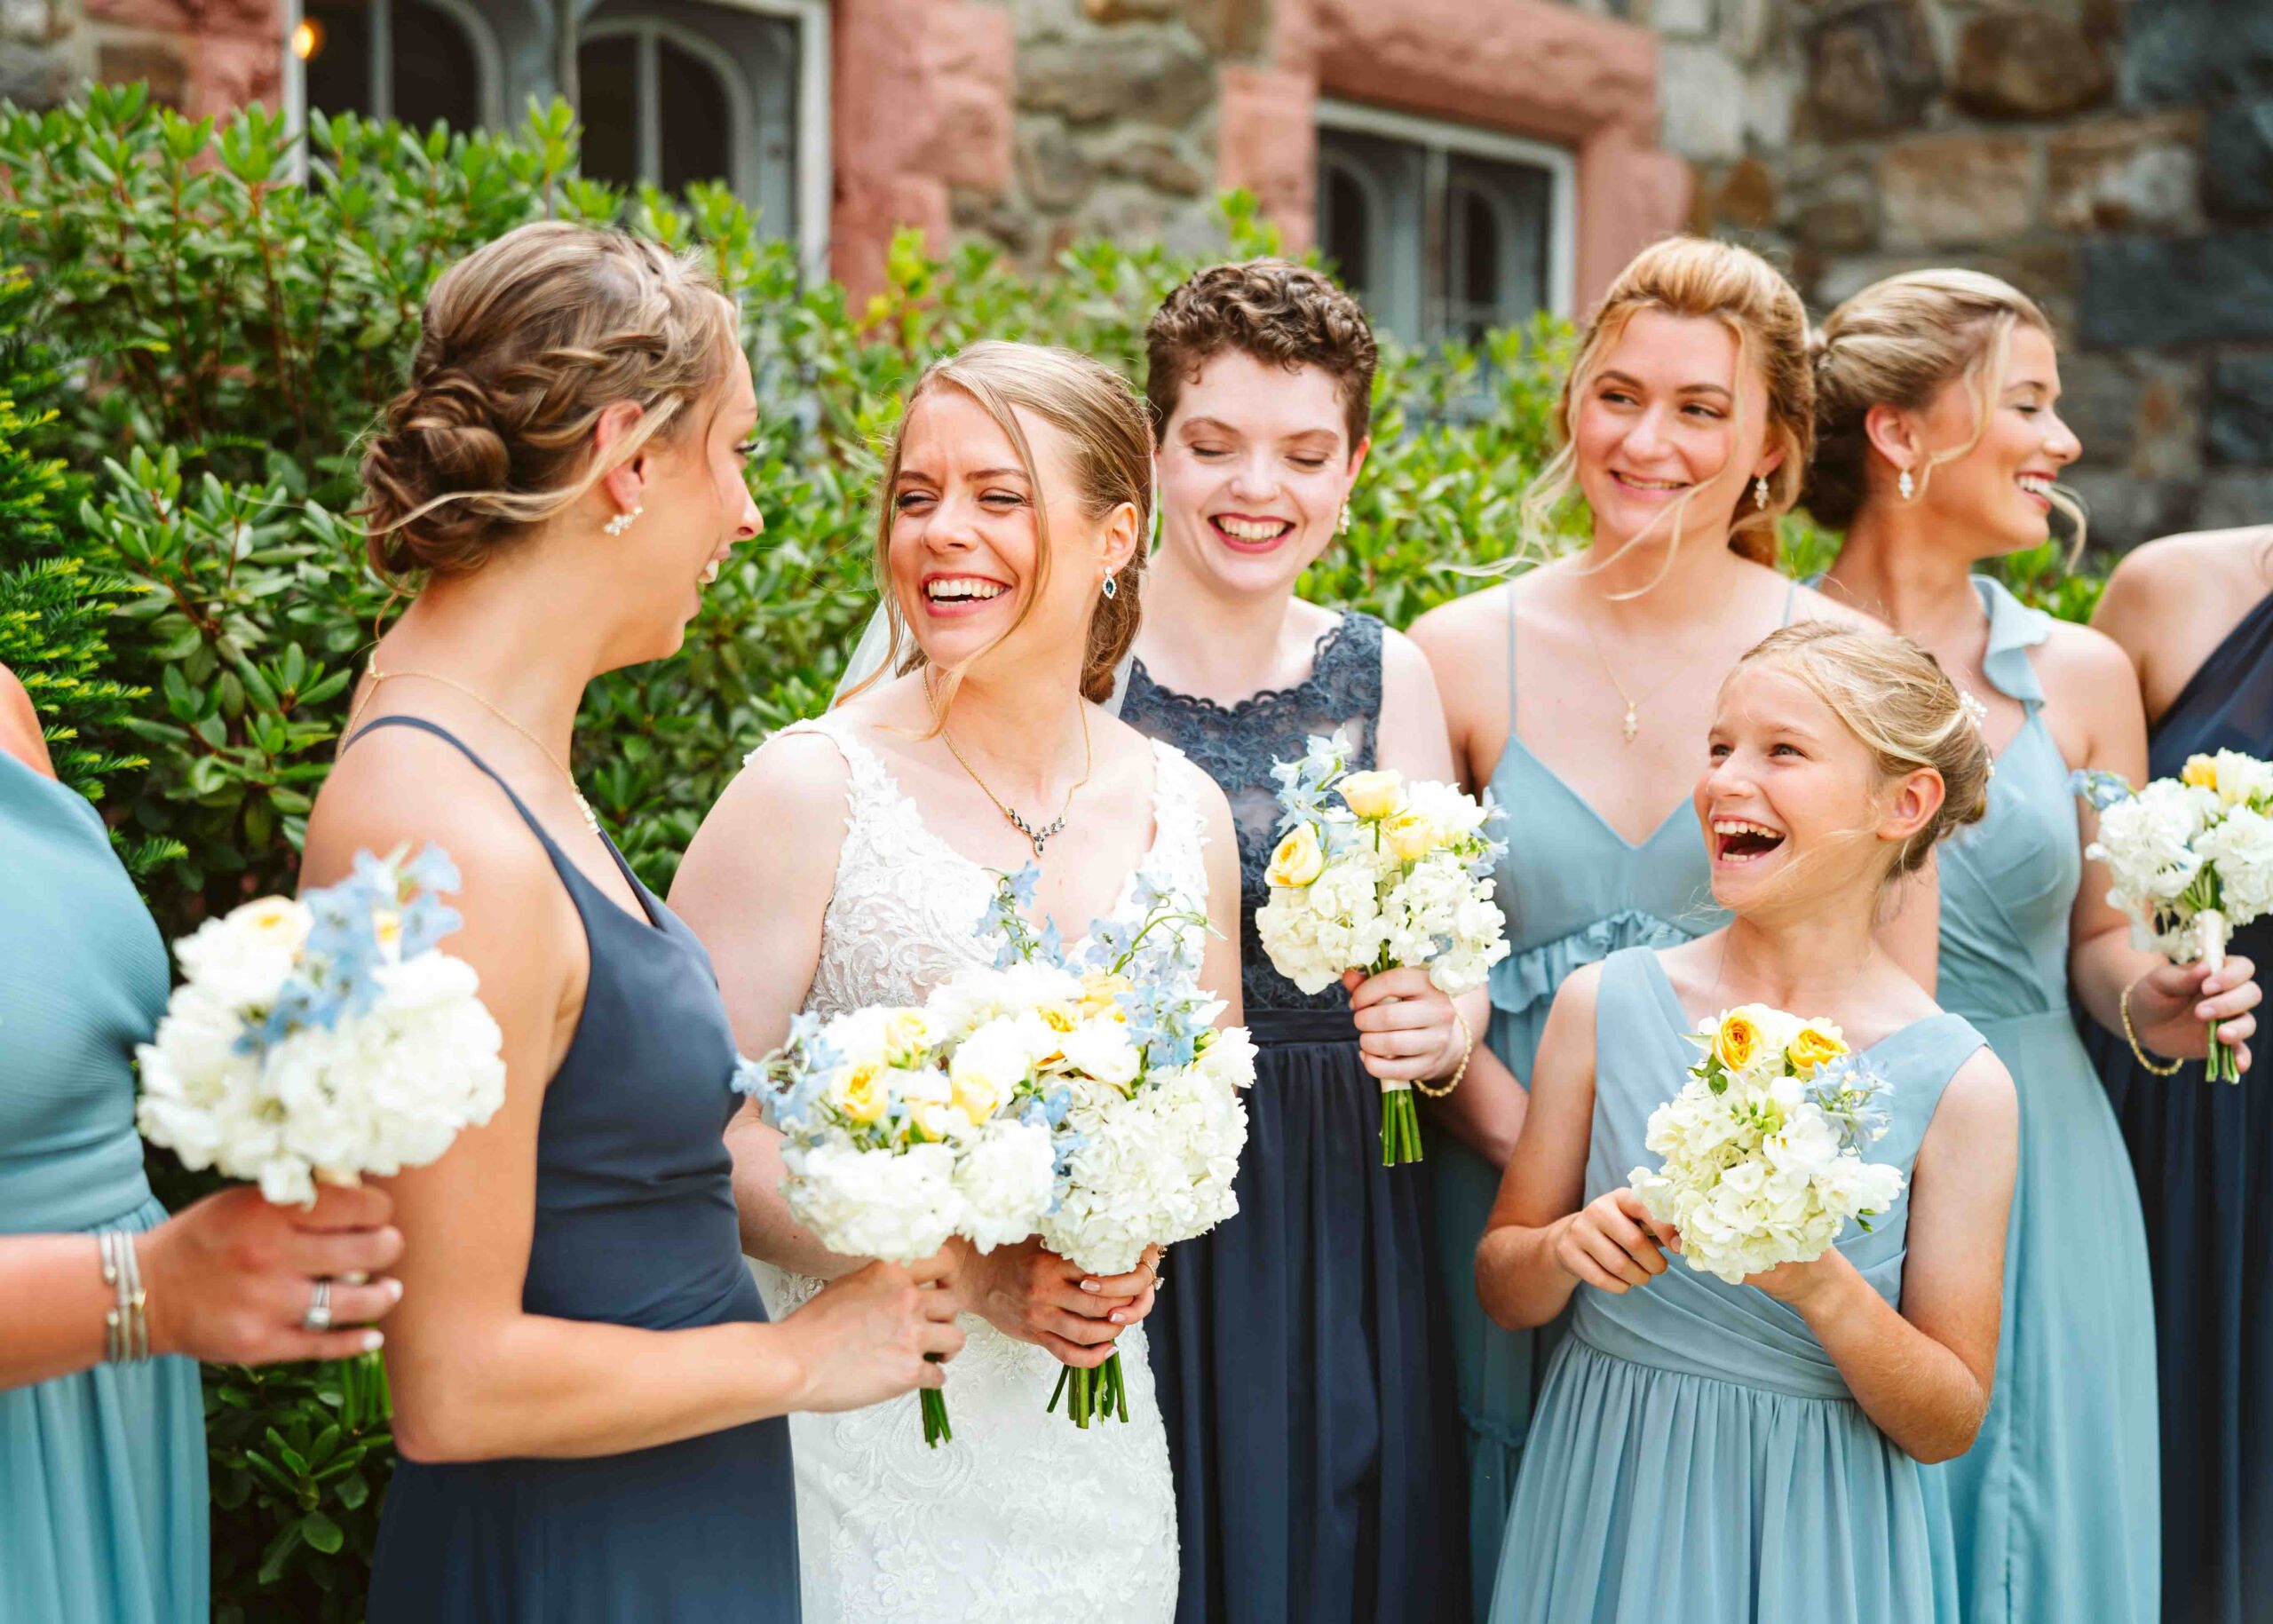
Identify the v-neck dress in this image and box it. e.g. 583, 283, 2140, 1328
1920, 578, 2158, 1624
1489, 947, 1984, 1623
1430, 590, 1725, 1621
2087, 587, 2273, 1624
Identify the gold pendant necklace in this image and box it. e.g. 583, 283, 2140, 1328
940, 703, 1094, 860
350, 664, 601, 836
1579, 609, 1683, 746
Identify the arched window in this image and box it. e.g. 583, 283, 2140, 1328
1316, 103, 1572, 348
577, 21, 741, 194
297, 0, 500, 131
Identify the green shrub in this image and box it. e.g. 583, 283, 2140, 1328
0, 85, 2108, 1620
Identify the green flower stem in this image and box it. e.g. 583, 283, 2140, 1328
1382, 1088, 1423, 1167
1045, 1351, 1131, 1428
921, 1384, 953, 1448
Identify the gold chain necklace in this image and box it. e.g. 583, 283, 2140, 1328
1578, 608, 1687, 746
940, 704, 1094, 860
351, 664, 600, 836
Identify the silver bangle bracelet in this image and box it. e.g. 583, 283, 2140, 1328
98, 1230, 149, 1364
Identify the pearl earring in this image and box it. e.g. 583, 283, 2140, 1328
1337, 501, 1352, 535
1754, 475, 1770, 511
1897, 468, 1916, 502
604, 504, 643, 537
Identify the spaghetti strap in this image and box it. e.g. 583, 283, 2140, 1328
1780, 576, 1798, 627
341, 713, 566, 860
1505, 587, 1519, 717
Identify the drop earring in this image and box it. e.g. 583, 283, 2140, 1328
604, 504, 643, 536
1897, 468, 1916, 502
1754, 475, 1770, 511
1101, 574, 1118, 600
1337, 501, 1352, 535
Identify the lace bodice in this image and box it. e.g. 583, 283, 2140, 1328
748, 710, 1200, 1624
1121, 611, 1383, 1012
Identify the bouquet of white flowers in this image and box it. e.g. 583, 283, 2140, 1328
1627, 1003, 1905, 1287
135, 846, 508, 1422
978, 867, 1256, 1429
1254, 729, 1510, 1166
741, 973, 1064, 1447
2075, 750, 2273, 1083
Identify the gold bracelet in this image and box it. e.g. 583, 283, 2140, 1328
1414, 1005, 1473, 1099
2121, 973, 2185, 1078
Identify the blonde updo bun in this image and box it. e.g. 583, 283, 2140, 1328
360, 220, 736, 576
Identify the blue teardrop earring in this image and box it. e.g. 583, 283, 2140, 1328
1101, 574, 1118, 600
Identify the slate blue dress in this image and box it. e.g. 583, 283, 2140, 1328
0, 750, 206, 1624
1923, 578, 2158, 1624
1127, 613, 1466, 1624
1430, 590, 1723, 1620
2087, 587, 2273, 1624
354, 717, 801, 1624
1490, 947, 1984, 1624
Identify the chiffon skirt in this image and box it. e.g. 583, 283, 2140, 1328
1491, 1335, 1955, 1624
1149, 1008, 1465, 1624
0, 1197, 207, 1624
1925, 1010, 2158, 1624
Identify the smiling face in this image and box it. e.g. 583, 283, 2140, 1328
1155, 349, 1364, 602
1905, 323, 2080, 558
885, 383, 1124, 685
1570, 307, 1778, 551
1694, 661, 1909, 915
617, 340, 764, 662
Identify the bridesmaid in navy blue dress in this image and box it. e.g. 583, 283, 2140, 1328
311, 222, 961, 1623
2088, 527, 2273, 1624
1126, 261, 1492, 1624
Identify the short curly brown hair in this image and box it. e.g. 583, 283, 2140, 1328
1144, 259, 1377, 451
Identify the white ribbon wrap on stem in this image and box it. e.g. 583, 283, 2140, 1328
2198, 909, 2231, 976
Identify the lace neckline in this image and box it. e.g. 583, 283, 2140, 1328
1127, 611, 1363, 723
804, 715, 1176, 949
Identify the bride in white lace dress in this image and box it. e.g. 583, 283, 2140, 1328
673, 341, 1242, 1624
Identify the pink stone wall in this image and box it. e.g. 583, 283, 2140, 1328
830, 0, 1015, 304
1249, 0, 1690, 315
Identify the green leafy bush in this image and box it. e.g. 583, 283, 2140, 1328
0, 85, 2105, 1620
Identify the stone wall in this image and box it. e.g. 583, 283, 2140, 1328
1672, 0, 2273, 551
3, 0, 280, 118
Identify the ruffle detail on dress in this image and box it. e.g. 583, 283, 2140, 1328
1487, 909, 1695, 1020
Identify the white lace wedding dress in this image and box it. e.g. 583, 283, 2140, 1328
749, 712, 1205, 1624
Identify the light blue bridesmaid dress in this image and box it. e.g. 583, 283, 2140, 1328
0, 750, 206, 1624
1490, 946, 1984, 1624
1428, 590, 1723, 1620
1922, 577, 2158, 1623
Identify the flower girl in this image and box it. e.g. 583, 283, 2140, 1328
1476, 623, 2018, 1623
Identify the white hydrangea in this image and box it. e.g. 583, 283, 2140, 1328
783, 1139, 965, 1261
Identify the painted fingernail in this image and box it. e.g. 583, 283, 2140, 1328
1079, 1279, 1100, 1293
362, 1331, 384, 1352
1109, 1311, 1127, 1324
387, 1279, 406, 1303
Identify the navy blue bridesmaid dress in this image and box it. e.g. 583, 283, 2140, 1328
1124, 612, 1467, 1624
2087, 589, 2273, 1624
352, 717, 800, 1624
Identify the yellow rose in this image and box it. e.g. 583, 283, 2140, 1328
1338, 769, 1407, 820
1266, 822, 1327, 889
1079, 971, 1133, 1022
881, 1008, 933, 1064
835, 1064, 887, 1124
1785, 1022, 1849, 1078
949, 1071, 1005, 1124
2183, 755, 2219, 791
1038, 1006, 1079, 1035
1713, 1011, 1765, 1073
1382, 807, 1442, 862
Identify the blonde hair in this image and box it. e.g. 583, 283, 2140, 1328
853, 340, 1153, 711
1519, 235, 1814, 584
1807, 268, 2086, 551
360, 220, 738, 575
1733, 622, 1993, 883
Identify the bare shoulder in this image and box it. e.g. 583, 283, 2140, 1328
305, 726, 559, 901
2037, 614, 2140, 703
1550, 958, 1606, 1026
717, 724, 858, 827
1784, 575, 1884, 634
1928, 1044, 2019, 1141
0, 661, 51, 775
1408, 579, 1512, 661
1379, 624, 1448, 709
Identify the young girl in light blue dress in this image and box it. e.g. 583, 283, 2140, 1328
1477, 623, 2019, 1624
